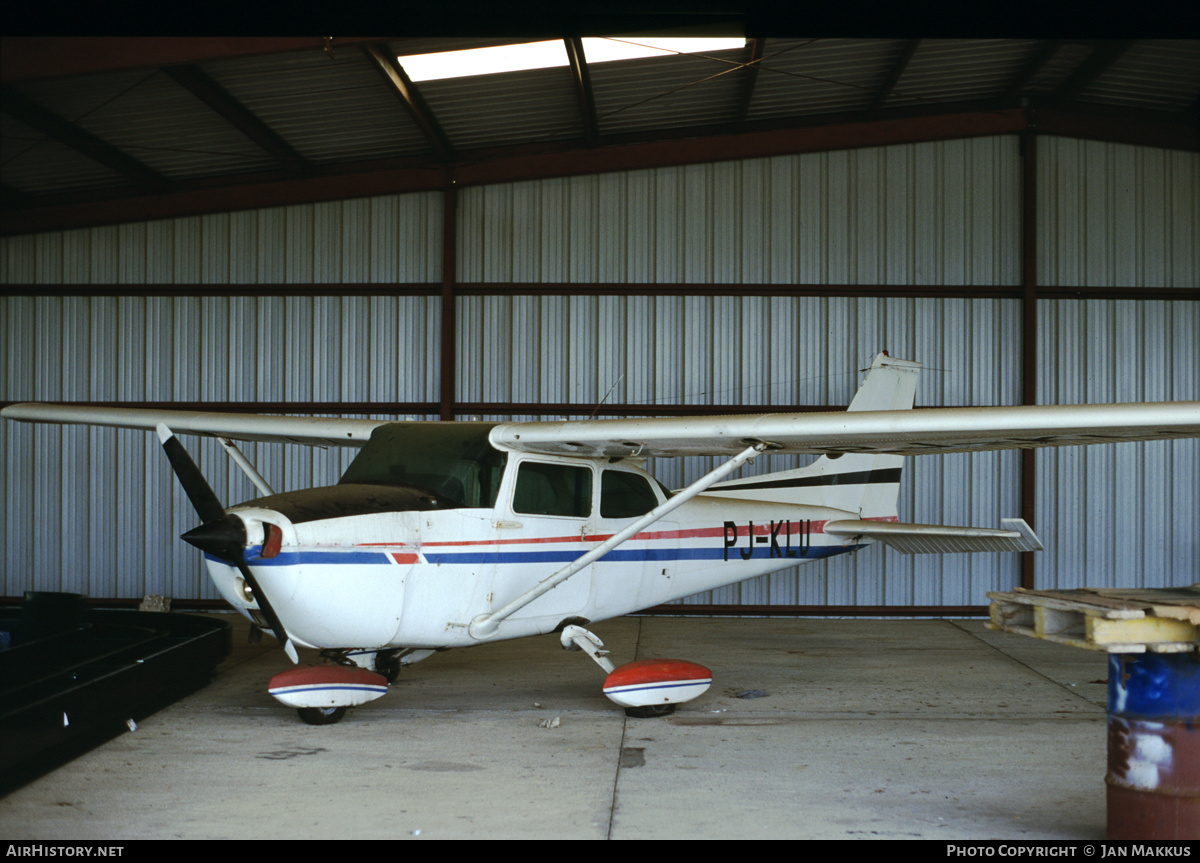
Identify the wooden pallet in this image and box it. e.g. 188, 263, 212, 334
986, 586, 1200, 653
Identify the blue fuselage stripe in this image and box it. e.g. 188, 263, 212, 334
209, 545, 858, 567
423, 546, 850, 564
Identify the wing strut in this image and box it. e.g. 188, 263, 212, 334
217, 436, 276, 497
468, 441, 772, 640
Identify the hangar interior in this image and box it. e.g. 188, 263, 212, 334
1, 35, 1197, 613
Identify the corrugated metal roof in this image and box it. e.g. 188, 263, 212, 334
420, 67, 581, 150
201, 50, 432, 163
1, 113, 123, 193
1083, 41, 1200, 111
1023, 41, 1095, 95
590, 48, 749, 134
64, 72, 277, 180
890, 40, 1033, 105
1, 37, 1197, 227
750, 38, 899, 118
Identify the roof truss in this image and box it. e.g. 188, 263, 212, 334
163, 64, 312, 175
364, 43, 455, 162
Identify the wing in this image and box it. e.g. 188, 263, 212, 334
8, 400, 1199, 457
0, 403, 388, 447
489, 401, 1200, 459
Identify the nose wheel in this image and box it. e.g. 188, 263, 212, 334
624, 704, 676, 719
268, 665, 389, 724
298, 705, 348, 725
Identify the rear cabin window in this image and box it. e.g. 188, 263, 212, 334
600, 470, 660, 518
512, 461, 592, 518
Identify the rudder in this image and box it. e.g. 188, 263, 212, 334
705, 353, 921, 519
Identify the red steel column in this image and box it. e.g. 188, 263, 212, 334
440, 183, 457, 422
1020, 131, 1038, 591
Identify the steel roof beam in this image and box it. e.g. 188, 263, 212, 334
163, 65, 311, 175
1001, 40, 1064, 106
869, 39, 920, 114
735, 38, 764, 127
564, 38, 598, 146
1053, 40, 1134, 104
364, 44, 454, 163
0, 86, 167, 191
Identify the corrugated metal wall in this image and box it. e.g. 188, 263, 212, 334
1038, 138, 1198, 288
1037, 299, 1199, 590
0, 194, 444, 284
1035, 138, 1200, 590
457, 138, 1019, 285
1, 136, 1197, 605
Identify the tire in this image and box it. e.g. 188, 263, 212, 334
624, 703, 676, 719
297, 705, 347, 725
375, 651, 402, 684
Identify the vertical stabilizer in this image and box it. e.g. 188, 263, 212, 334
706, 353, 921, 518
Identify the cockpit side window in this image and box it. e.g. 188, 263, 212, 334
600, 469, 660, 518
513, 461, 593, 518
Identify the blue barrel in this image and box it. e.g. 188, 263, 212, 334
1106, 652, 1200, 839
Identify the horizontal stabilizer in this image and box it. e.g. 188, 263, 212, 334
824, 517, 1043, 554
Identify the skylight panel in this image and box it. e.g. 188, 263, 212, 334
398, 37, 746, 82
582, 37, 746, 64
400, 41, 569, 82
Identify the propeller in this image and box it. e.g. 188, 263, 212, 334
157, 424, 299, 663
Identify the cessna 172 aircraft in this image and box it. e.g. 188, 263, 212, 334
4, 353, 1199, 724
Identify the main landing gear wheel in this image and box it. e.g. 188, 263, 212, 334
374, 650, 402, 684
298, 705, 347, 725
624, 703, 676, 719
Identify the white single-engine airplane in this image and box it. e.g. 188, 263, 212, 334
4, 354, 1199, 724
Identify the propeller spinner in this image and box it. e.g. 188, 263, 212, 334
156, 424, 299, 663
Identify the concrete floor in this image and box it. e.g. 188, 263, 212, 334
0, 613, 1113, 840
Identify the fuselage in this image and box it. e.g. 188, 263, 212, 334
201, 423, 866, 651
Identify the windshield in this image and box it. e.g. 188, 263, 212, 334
339, 422, 508, 508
